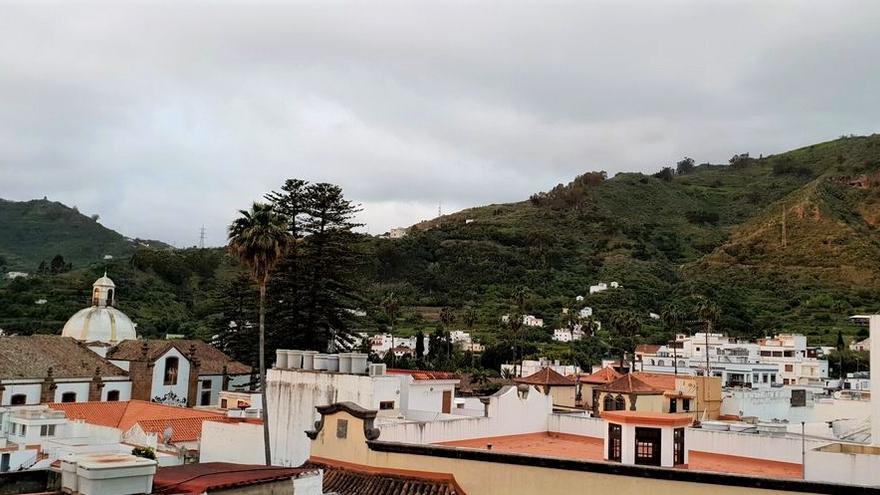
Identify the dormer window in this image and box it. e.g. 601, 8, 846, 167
164, 357, 179, 385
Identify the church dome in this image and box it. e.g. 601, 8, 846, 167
61, 273, 137, 344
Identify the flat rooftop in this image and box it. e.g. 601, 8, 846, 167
438, 432, 802, 479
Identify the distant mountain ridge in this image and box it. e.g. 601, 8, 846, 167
0, 198, 172, 271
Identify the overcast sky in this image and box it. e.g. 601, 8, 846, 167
1, 1, 878, 247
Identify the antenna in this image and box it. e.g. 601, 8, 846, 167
199, 225, 206, 249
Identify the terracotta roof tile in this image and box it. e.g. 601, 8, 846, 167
48, 400, 225, 441
153, 463, 314, 495
0, 335, 127, 379
514, 367, 575, 387
597, 373, 669, 394
106, 339, 251, 375
386, 369, 459, 381
309, 458, 465, 495
578, 367, 621, 384
635, 344, 661, 354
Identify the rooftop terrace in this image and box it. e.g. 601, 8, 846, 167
438, 432, 802, 479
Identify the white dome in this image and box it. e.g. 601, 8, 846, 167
61, 306, 137, 344
93, 274, 116, 288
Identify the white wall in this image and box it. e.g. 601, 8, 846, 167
102, 381, 132, 401
195, 375, 222, 406
54, 382, 90, 403
200, 420, 265, 465
0, 448, 40, 472
377, 386, 552, 445
405, 381, 456, 413
548, 414, 605, 439
150, 348, 191, 403
686, 428, 827, 464
266, 369, 397, 467
805, 444, 880, 486
0, 383, 41, 405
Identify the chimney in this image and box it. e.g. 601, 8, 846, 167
186, 343, 201, 407
41, 367, 57, 403
89, 366, 105, 401
871, 315, 879, 445
129, 343, 155, 401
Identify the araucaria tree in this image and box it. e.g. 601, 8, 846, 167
228, 202, 289, 466
265, 180, 365, 353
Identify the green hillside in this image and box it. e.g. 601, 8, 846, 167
0, 198, 170, 271
366, 135, 880, 346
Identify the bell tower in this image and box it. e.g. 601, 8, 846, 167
91, 271, 116, 307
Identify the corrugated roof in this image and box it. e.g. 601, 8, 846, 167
514, 367, 575, 387
0, 335, 127, 379
386, 369, 459, 381
153, 462, 314, 495
310, 459, 466, 495
48, 400, 225, 441
578, 367, 621, 384
106, 339, 251, 375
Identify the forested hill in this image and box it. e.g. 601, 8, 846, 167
368, 135, 880, 344
0, 198, 171, 271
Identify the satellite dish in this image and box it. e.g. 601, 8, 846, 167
162, 426, 174, 445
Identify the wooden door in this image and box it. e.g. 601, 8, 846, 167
442, 390, 452, 413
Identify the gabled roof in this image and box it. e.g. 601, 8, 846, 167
0, 335, 127, 379
635, 344, 661, 354
310, 458, 466, 495
386, 369, 459, 381
578, 367, 621, 385
153, 463, 315, 495
106, 339, 251, 375
597, 372, 677, 394
514, 367, 575, 387
48, 400, 225, 442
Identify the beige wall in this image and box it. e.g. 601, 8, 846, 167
309, 411, 824, 495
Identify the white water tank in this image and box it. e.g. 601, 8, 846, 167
301, 351, 318, 370
62, 453, 157, 495
338, 353, 353, 373
369, 363, 387, 376
313, 354, 329, 371
275, 349, 288, 369
351, 353, 369, 374
326, 354, 340, 372
288, 350, 304, 369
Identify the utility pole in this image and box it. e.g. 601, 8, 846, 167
781, 206, 787, 248
438, 201, 442, 218
199, 225, 206, 249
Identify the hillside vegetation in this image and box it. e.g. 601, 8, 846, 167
1, 135, 878, 358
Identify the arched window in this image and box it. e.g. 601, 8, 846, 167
614, 395, 626, 411
106, 390, 120, 401
649, 359, 655, 365
10, 394, 27, 406
163, 357, 179, 386
61, 392, 77, 403
603, 394, 614, 411
678, 360, 686, 368
106, 288, 114, 305
657, 360, 665, 367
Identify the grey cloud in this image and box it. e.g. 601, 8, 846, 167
0, 1, 878, 246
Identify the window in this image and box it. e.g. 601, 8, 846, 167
682, 398, 690, 411
10, 394, 26, 406
200, 390, 212, 406
336, 419, 348, 438
106, 390, 120, 401
762, 374, 768, 383
669, 399, 677, 413
40, 425, 56, 437
784, 350, 794, 357
634, 427, 662, 466
673, 428, 685, 465
61, 392, 76, 403
614, 395, 626, 411
379, 401, 395, 410
760, 350, 771, 357
785, 364, 794, 372
695, 347, 700, 352
603, 394, 614, 411
783, 378, 790, 385
201, 379, 212, 388
19, 424, 27, 436
608, 423, 622, 462
163, 357, 179, 386
753, 374, 759, 383
657, 360, 665, 367
220, 398, 228, 409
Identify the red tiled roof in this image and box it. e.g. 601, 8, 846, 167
632, 372, 677, 390
601, 410, 693, 427
635, 344, 661, 354
514, 367, 575, 387
310, 457, 466, 495
48, 400, 225, 442
578, 367, 621, 385
153, 463, 314, 495
386, 369, 459, 381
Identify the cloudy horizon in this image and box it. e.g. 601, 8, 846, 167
1, 1, 878, 247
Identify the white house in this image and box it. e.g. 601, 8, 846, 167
501, 314, 544, 327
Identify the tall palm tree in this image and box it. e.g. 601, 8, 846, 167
228, 202, 289, 466
608, 310, 641, 372
693, 296, 720, 377
380, 292, 399, 365
660, 304, 685, 375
